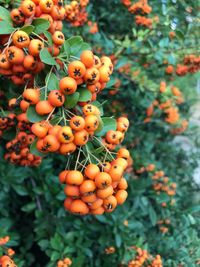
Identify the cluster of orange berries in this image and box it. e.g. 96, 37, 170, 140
0, 236, 17, 267
105, 246, 116, 254
165, 55, 200, 76
60, 147, 129, 215
5, 130, 41, 166
152, 170, 177, 199
33, 104, 102, 154
121, 0, 158, 28
0, 114, 16, 137
135, 163, 176, 207
0, 255, 17, 267
157, 218, 171, 234
87, 21, 99, 34
128, 247, 163, 267
145, 81, 187, 127
0, 0, 69, 85
57, 257, 72, 267
65, 0, 89, 27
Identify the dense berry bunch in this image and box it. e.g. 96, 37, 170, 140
57, 257, 72, 267
65, 0, 89, 27
60, 147, 129, 215
144, 81, 187, 130
121, 0, 158, 28
0, 236, 17, 267
128, 247, 163, 267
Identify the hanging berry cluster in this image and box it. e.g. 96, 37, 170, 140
0, 1, 130, 215
65, 0, 89, 27
0, 236, 17, 267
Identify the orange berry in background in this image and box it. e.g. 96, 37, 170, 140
80, 180, 96, 195
84, 163, 100, 180
70, 116, 85, 131
90, 206, 105, 215
59, 76, 77, 95
48, 90, 65, 107
39, 0, 54, 13
35, 100, 54, 115
64, 185, 80, 197
106, 130, 119, 144
115, 190, 128, 205
117, 148, 130, 160
59, 142, 77, 155
21, 0, 36, 17
28, 39, 44, 57
96, 185, 114, 199
109, 164, 124, 181
43, 134, 60, 152
31, 122, 49, 138
6, 46, 25, 64
20, 100, 30, 112
59, 170, 69, 184
12, 30, 30, 49
103, 195, 117, 212
52, 31, 65, 46
95, 172, 112, 189
80, 50, 94, 68
23, 88, 40, 105
118, 177, 128, 190
48, 45, 60, 56
73, 129, 89, 146
65, 170, 84, 185
64, 197, 73, 210
70, 199, 89, 215
68, 60, 86, 79
57, 126, 74, 144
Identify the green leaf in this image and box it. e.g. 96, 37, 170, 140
30, 139, 45, 157
21, 25, 35, 34
46, 72, 59, 91
27, 106, 46, 123
61, 40, 71, 58
78, 88, 92, 102
0, 6, 11, 22
149, 205, 157, 226
32, 18, 50, 34
106, 78, 116, 88
13, 185, 28, 196
2, 129, 16, 140
40, 48, 58, 66
44, 31, 53, 46
95, 116, 104, 134
21, 202, 36, 212
0, 21, 14, 34
50, 251, 60, 261
115, 233, 122, 248
65, 92, 80, 108
95, 117, 117, 137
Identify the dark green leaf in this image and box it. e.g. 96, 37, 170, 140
21, 25, 35, 34
46, 72, 59, 91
